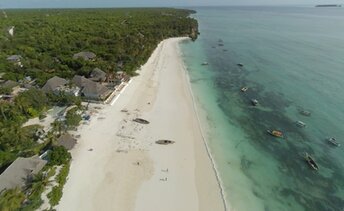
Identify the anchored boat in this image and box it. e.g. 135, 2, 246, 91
300, 110, 311, 116
304, 153, 319, 170
296, 120, 306, 128
327, 137, 340, 147
241, 87, 248, 92
251, 99, 259, 106
267, 130, 284, 138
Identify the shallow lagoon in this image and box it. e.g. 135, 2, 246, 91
181, 6, 344, 211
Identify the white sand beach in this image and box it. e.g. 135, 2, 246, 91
57, 38, 225, 211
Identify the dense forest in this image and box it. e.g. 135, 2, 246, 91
0, 8, 198, 86
0, 8, 198, 209
0, 8, 198, 167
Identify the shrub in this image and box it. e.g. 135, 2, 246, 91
65, 108, 82, 128
0, 188, 25, 211
47, 163, 70, 206
48, 146, 71, 166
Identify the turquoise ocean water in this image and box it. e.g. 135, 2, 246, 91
180, 6, 344, 211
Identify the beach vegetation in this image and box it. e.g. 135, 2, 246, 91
0, 188, 25, 211
47, 163, 70, 206
47, 146, 71, 166
65, 107, 82, 129
20, 173, 49, 211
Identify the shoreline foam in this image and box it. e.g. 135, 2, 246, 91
179, 41, 229, 211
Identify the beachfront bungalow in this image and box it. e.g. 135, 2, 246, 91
56, 133, 77, 150
89, 68, 107, 82
0, 80, 21, 99
73, 51, 96, 61
0, 156, 47, 192
0, 80, 19, 90
42, 76, 68, 93
42, 76, 80, 96
72, 75, 112, 100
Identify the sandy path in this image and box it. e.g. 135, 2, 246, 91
57, 38, 224, 211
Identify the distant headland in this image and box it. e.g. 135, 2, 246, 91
315, 4, 342, 7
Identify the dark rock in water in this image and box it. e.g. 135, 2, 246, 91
241, 156, 253, 170
156, 140, 175, 145
133, 118, 150, 124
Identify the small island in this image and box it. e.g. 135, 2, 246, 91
315, 4, 342, 7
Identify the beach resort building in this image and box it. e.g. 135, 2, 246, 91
42, 76, 68, 93
73, 51, 96, 61
0, 156, 47, 192
0, 80, 22, 100
89, 68, 107, 82
72, 75, 112, 100
42, 76, 80, 96
0, 80, 19, 91
56, 133, 77, 150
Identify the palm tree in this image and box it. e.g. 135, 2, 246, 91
0, 188, 25, 211
0, 102, 8, 121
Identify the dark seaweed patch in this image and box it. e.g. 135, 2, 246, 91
203, 49, 344, 210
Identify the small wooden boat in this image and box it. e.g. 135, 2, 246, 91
241, 87, 248, 92
237, 63, 244, 67
327, 137, 340, 147
156, 140, 175, 145
133, 118, 150, 124
251, 99, 258, 106
300, 110, 311, 116
218, 43, 224, 46
304, 153, 319, 170
267, 130, 284, 138
201, 62, 209, 66
296, 120, 306, 128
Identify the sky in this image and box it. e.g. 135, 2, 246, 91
1, 0, 343, 8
